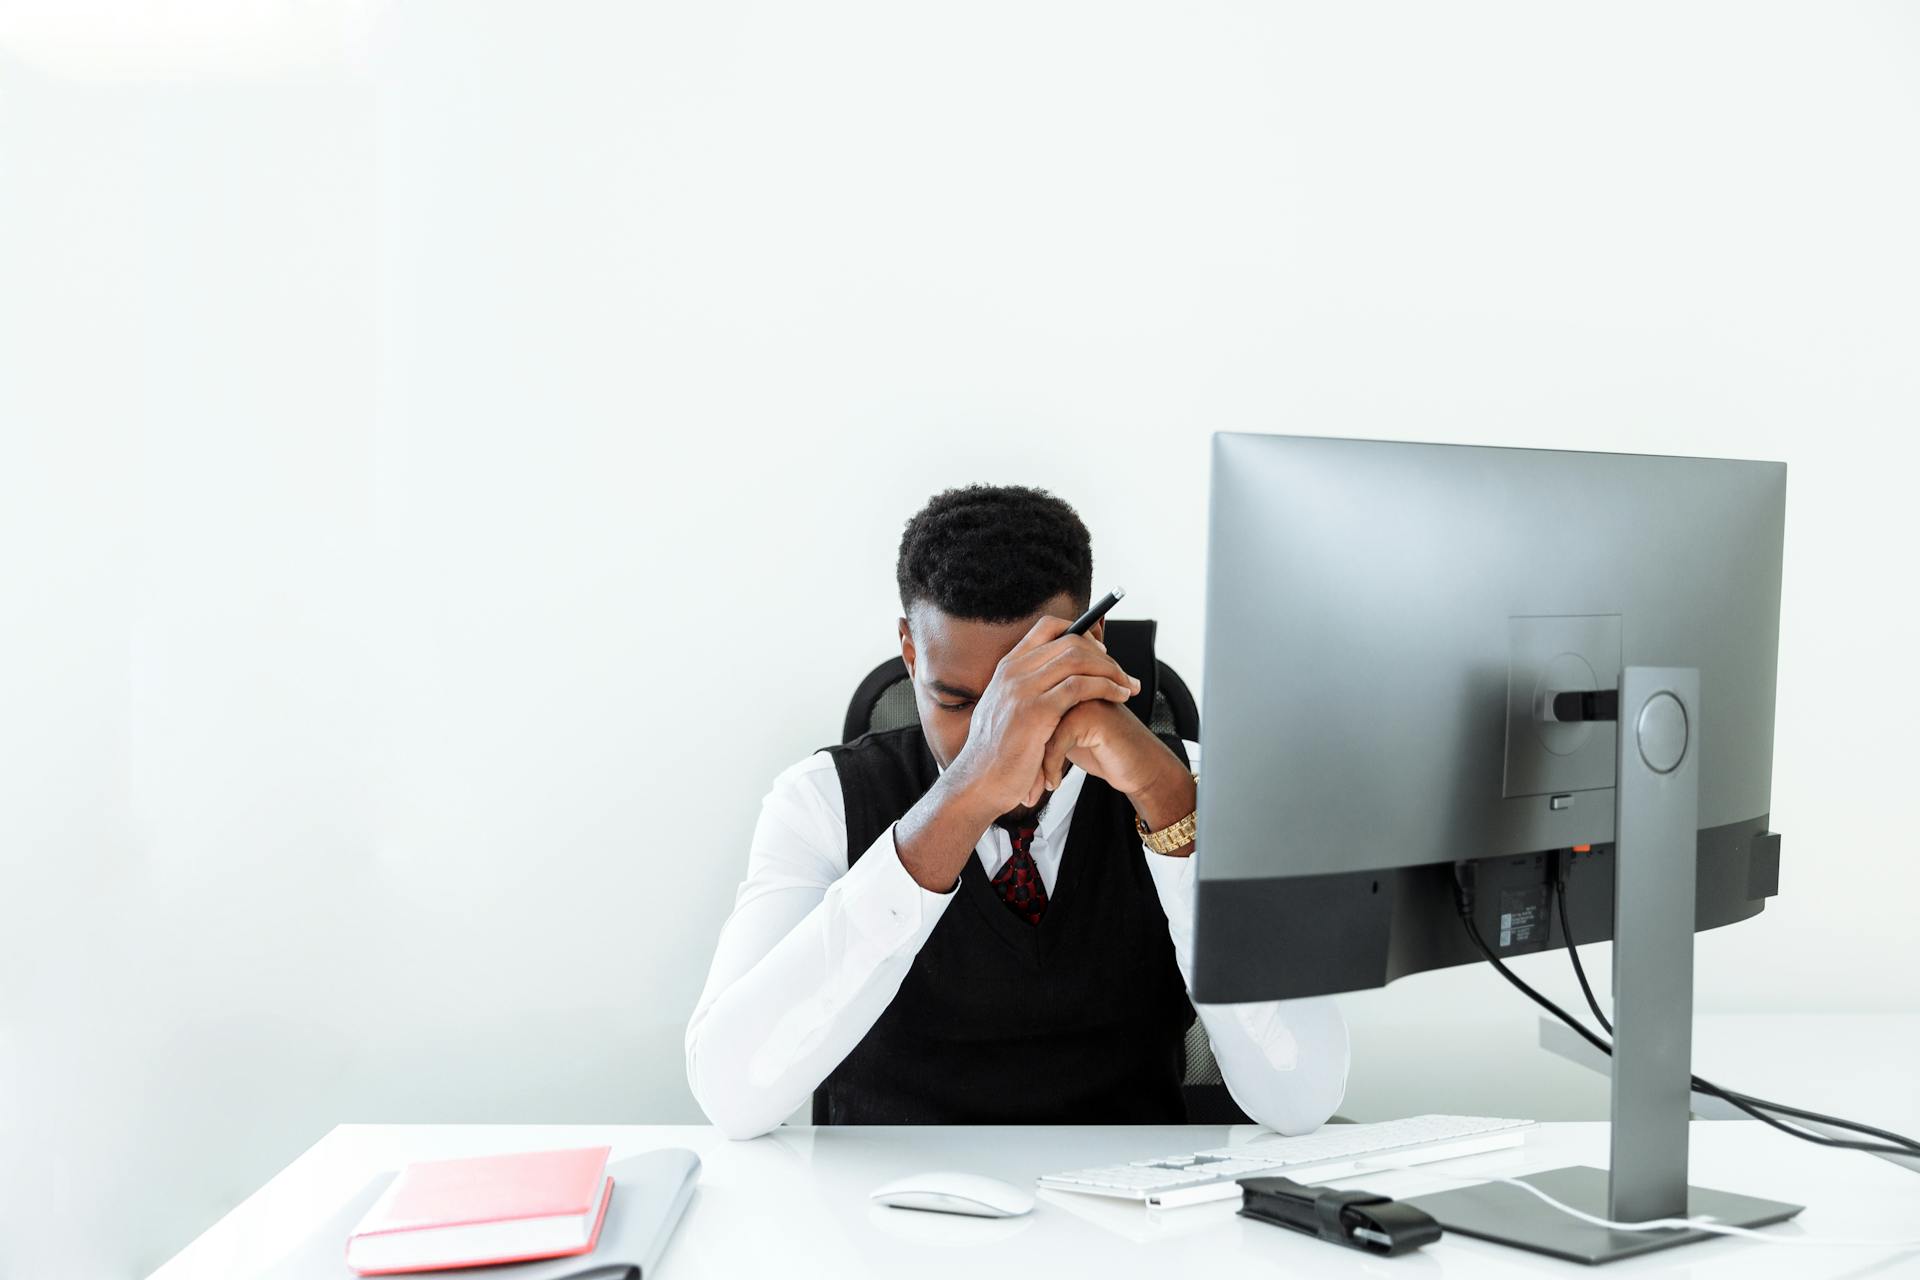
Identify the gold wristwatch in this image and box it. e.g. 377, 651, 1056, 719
1134, 779, 1198, 855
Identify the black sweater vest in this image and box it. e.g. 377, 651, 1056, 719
812, 725, 1195, 1125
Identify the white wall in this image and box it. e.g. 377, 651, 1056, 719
3, 3, 1916, 1275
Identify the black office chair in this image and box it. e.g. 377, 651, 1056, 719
841, 618, 1252, 1125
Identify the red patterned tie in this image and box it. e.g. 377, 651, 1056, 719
991, 823, 1049, 925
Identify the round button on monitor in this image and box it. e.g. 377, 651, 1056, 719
1636, 692, 1689, 774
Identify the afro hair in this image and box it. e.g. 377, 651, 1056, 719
896, 484, 1094, 624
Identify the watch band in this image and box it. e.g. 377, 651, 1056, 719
1134, 807, 1197, 855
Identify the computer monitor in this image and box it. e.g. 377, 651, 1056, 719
1190, 432, 1796, 1263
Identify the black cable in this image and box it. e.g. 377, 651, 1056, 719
1460, 911, 1916, 1156
1543, 867, 1920, 1143
1451, 862, 1920, 1159
1549, 858, 1920, 1154
1552, 868, 1920, 1153
1552, 872, 1614, 1035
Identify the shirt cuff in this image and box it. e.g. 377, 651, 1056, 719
1142, 845, 1198, 936
833, 822, 957, 956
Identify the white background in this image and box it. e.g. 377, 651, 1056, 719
3, 3, 1916, 1275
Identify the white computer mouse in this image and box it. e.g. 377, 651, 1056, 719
869, 1170, 1036, 1218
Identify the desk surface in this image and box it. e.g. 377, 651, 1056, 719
153, 1116, 1920, 1280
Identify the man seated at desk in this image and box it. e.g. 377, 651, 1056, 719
686, 484, 1348, 1138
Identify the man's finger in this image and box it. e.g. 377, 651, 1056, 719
1006, 613, 1071, 660
1028, 639, 1139, 693
1042, 674, 1135, 715
1041, 727, 1076, 793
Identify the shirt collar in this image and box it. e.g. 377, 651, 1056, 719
1037, 765, 1087, 840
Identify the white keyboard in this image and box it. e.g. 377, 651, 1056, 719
1038, 1113, 1535, 1209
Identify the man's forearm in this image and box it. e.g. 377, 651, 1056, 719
686, 807, 958, 1140
893, 769, 1005, 891
1125, 743, 1198, 856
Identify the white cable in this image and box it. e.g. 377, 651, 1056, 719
1377, 1164, 1920, 1250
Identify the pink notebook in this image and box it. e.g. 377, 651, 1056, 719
345, 1146, 614, 1276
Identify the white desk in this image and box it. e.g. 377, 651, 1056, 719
151, 1118, 1920, 1280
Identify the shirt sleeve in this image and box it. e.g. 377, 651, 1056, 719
684, 753, 957, 1139
1140, 740, 1352, 1135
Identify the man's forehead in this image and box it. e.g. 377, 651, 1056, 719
907, 595, 1080, 680
910, 608, 1035, 672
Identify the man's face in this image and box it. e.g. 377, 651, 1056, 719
898, 593, 1103, 824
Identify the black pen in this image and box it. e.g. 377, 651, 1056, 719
1067, 587, 1125, 635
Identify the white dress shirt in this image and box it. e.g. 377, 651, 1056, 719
685, 740, 1350, 1140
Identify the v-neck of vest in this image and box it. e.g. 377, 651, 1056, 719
959, 784, 1099, 966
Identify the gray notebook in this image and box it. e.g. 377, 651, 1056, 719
261, 1148, 701, 1280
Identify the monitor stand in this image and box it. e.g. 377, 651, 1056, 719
1403, 667, 1802, 1264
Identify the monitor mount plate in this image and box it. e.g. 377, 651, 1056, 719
1503, 614, 1622, 799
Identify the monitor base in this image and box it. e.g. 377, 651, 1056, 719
1404, 1165, 1802, 1265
